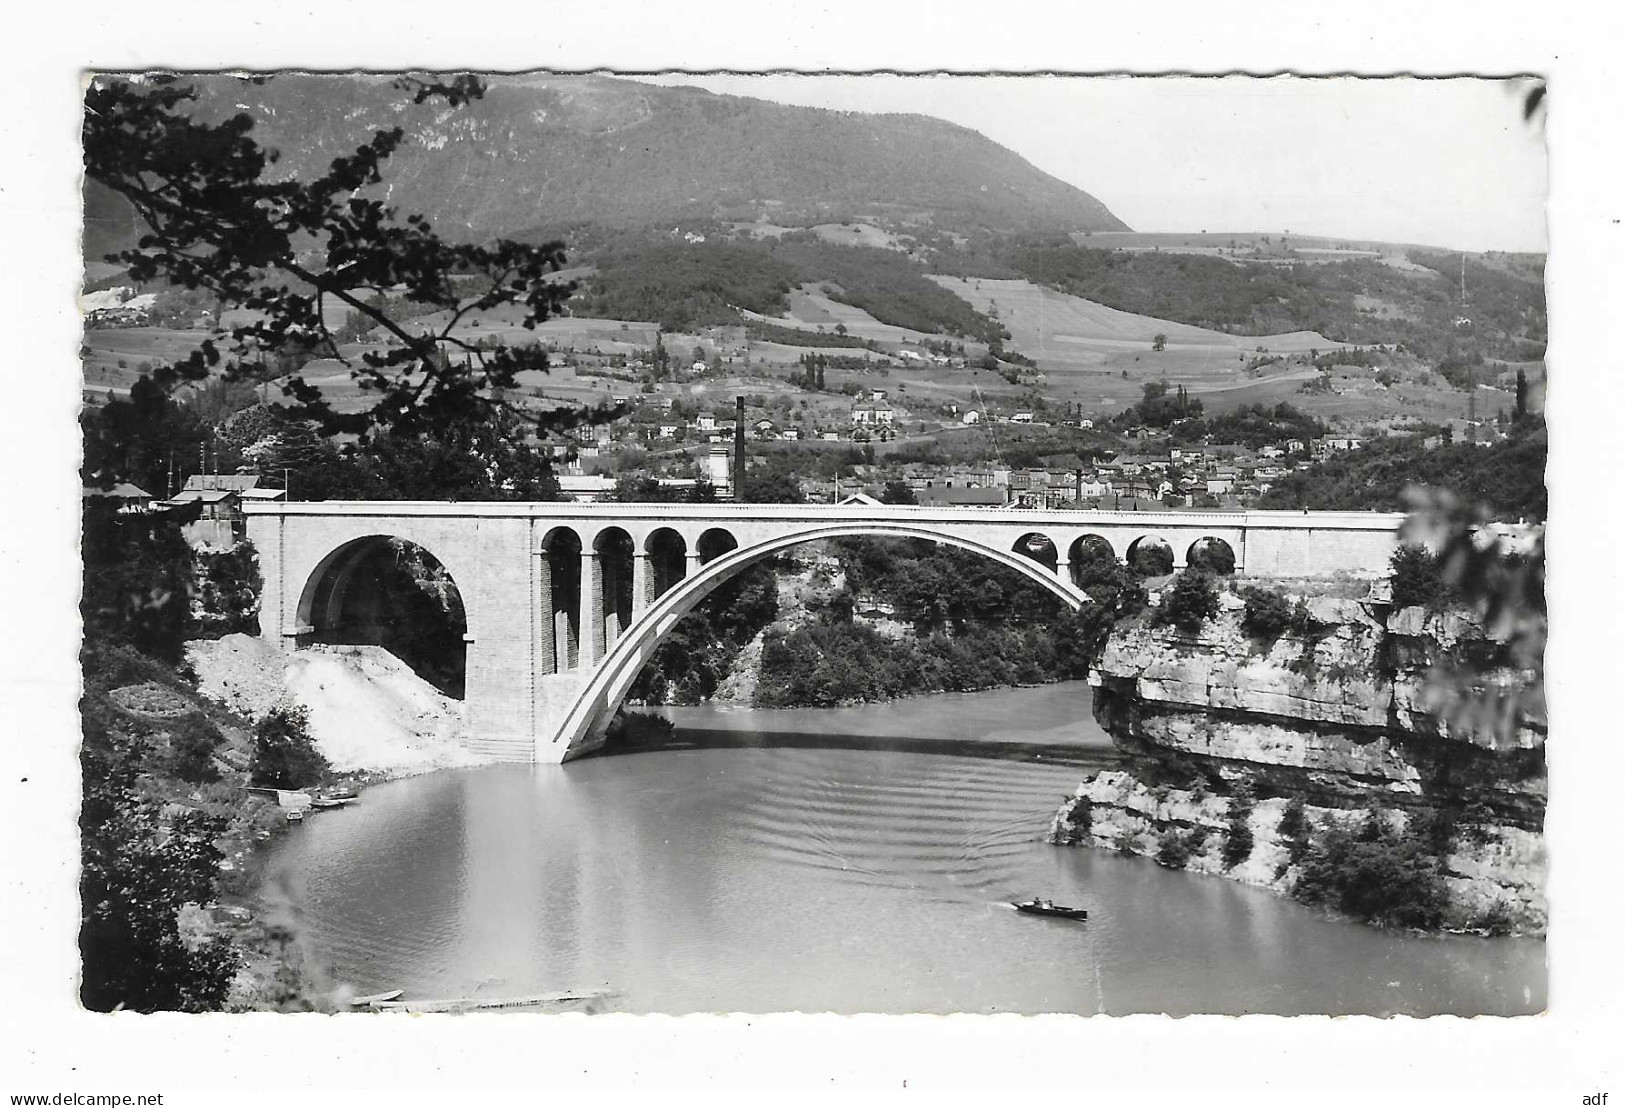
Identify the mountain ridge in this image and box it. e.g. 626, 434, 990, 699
83, 72, 1129, 261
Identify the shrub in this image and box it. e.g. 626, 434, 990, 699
165, 713, 223, 784
1276, 795, 1312, 872
1221, 783, 1256, 869
1157, 818, 1209, 864
1155, 829, 1194, 869
1058, 795, 1093, 843
1389, 543, 1453, 609
1291, 808, 1447, 929
1155, 569, 1219, 632
1111, 827, 1142, 853
1240, 586, 1294, 638
248, 704, 329, 789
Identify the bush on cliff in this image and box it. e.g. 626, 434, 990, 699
1291, 808, 1447, 930
1058, 795, 1093, 844
248, 704, 329, 790
1221, 783, 1256, 869
1389, 543, 1455, 609
1240, 586, 1294, 639
1276, 795, 1312, 875
1154, 829, 1193, 869
1155, 569, 1220, 633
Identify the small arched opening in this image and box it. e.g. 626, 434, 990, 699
541, 526, 582, 673
593, 527, 636, 658
1014, 531, 1058, 573
1186, 536, 1237, 576
1126, 535, 1175, 578
1067, 534, 1117, 587
696, 527, 739, 565
645, 527, 688, 601
299, 536, 468, 697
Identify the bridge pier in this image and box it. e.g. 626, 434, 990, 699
633, 552, 653, 614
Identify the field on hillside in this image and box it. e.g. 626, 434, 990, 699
1077, 230, 1432, 272
742, 283, 975, 349
923, 275, 1344, 409
81, 328, 212, 393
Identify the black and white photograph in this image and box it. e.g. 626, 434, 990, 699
4, 0, 1622, 1095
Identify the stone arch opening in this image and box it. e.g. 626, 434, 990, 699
1126, 535, 1175, 578
592, 527, 636, 658
1014, 531, 1058, 572
549, 523, 1088, 761
1067, 534, 1118, 587
645, 527, 688, 601
1186, 536, 1237, 576
297, 535, 468, 697
696, 527, 738, 564
541, 526, 581, 673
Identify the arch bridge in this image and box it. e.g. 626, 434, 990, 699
245, 501, 1404, 763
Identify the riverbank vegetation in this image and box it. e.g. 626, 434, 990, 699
629, 536, 1149, 711
1258, 421, 1547, 519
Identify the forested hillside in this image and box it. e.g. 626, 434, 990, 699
83, 72, 1127, 263
574, 235, 1008, 340
928, 238, 1546, 361
1258, 425, 1547, 519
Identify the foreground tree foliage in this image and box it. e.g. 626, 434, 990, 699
80, 658, 239, 1011
84, 73, 601, 441
81, 499, 201, 664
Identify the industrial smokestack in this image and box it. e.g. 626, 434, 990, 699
733, 395, 746, 500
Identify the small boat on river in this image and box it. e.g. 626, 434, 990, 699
1012, 898, 1088, 921
311, 796, 356, 810
349, 989, 404, 1006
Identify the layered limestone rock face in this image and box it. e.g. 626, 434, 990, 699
1054, 589, 1547, 933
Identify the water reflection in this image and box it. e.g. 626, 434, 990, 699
269, 742, 1545, 1015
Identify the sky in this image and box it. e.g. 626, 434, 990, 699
636, 74, 1548, 253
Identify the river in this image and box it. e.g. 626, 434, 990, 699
264, 682, 1545, 1015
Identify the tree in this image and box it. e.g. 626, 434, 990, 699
1156, 569, 1220, 632
249, 704, 330, 789
879, 479, 917, 505
80, 707, 237, 1012
1152, 332, 1167, 352
1513, 367, 1531, 424
83, 74, 611, 447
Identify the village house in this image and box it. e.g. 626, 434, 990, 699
82, 482, 154, 513
915, 484, 1008, 508
1206, 468, 1240, 496
166, 474, 284, 549
850, 399, 896, 426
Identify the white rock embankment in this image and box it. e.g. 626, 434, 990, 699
1061, 586, 1547, 933
1056, 770, 1547, 932
186, 633, 485, 776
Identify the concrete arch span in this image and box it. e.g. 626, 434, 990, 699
543, 523, 1090, 762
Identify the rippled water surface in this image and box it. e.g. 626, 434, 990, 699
266, 689, 1545, 1015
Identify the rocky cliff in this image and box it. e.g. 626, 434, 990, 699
1051, 587, 1547, 934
